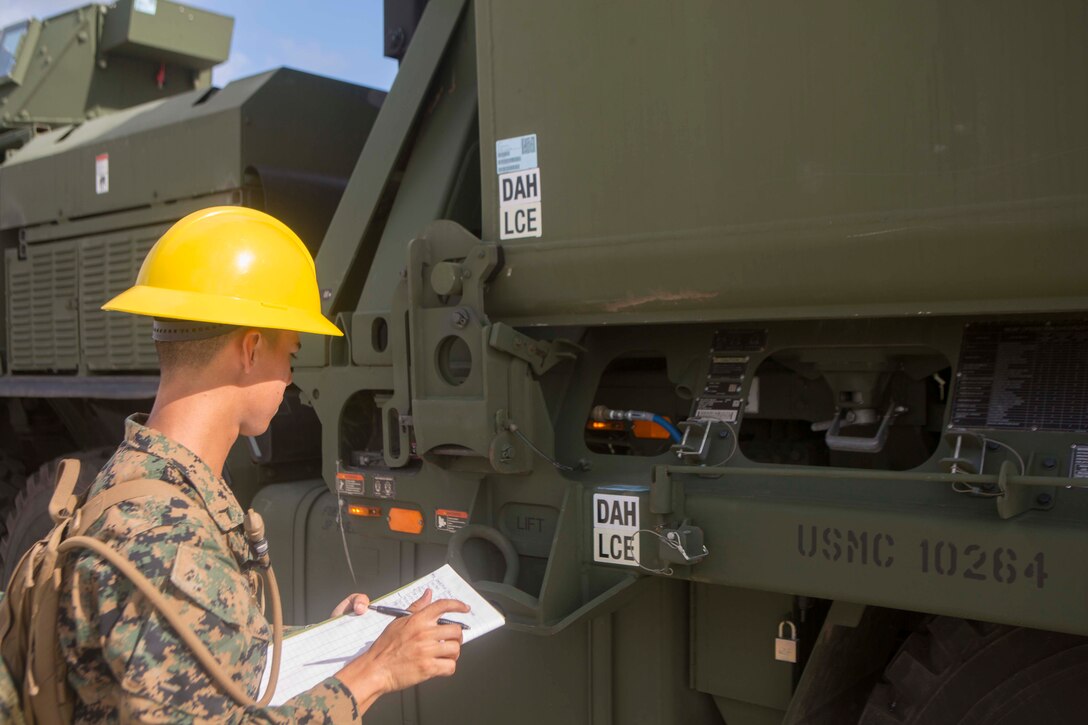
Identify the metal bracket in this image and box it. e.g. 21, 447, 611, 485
656, 520, 709, 565
941, 430, 987, 474
996, 457, 1057, 520
671, 418, 714, 463
488, 322, 583, 375
823, 401, 905, 454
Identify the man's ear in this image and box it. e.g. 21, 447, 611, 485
240, 329, 263, 373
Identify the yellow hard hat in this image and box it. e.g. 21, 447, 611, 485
103, 206, 343, 337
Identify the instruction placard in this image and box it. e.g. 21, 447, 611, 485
592, 493, 640, 566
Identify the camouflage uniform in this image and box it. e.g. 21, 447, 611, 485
58, 415, 361, 723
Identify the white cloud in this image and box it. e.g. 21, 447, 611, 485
212, 48, 251, 86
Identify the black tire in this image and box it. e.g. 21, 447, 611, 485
859, 616, 1088, 725
0, 448, 114, 583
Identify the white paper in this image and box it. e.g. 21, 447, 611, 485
258, 564, 504, 706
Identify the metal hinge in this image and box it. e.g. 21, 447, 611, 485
488, 322, 584, 375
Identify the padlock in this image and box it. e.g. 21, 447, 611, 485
774, 621, 798, 663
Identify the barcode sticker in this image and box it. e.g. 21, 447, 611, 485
496, 134, 538, 174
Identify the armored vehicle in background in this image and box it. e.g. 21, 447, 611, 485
0, 0, 383, 564
3, 1, 1087, 723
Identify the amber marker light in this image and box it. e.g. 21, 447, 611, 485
587, 420, 624, 431
585, 418, 669, 438
348, 504, 382, 517
388, 507, 425, 534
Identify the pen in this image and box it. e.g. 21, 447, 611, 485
368, 604, 470, 629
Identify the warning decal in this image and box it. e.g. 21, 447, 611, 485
496, 134, 542, 240
592, 493, 640, 567
95, 154, 109, 195
435, 509, 468, 533
335, 471, 365, 496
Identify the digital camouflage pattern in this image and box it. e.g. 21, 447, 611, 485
0, 661, 25, 724
58, 415, 361, 723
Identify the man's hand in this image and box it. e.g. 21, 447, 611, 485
333, 589, 470, 712
331, 592, 371, 617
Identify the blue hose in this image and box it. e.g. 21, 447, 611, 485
652, 415, 683, 443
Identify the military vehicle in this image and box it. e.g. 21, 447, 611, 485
0, 0, 382, 563
1, 0, 1086, 723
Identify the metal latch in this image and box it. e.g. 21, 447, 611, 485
813, 400, 906, 454
656, 520, 708, 566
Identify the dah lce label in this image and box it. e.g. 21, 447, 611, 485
593, 493, 640, 567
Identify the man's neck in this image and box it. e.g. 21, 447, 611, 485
146, 385, 240, 477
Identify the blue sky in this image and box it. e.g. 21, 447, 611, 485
0, 0, 399, 91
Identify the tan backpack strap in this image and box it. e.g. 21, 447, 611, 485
59, 477, 285, 708
71, 479, 190, 537
47, 459, 82, 525
57, 535, 280, 709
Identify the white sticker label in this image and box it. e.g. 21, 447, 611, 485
499, 167, 542, 240
499, 167, 541, 205
495, 134, 537, 174
496, 135, 542, 240
694, 408, 738, 423
134, 0, 158, 14
95, 154, 109, 195
500, 201, 542, 240
592, 493, 640, 566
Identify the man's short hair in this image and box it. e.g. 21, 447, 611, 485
155, 334, 234, 371
154, 328, 283, 372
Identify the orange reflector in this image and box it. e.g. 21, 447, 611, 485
388, 507, 424, 534
586, 420, 624, 431
632, 419, 670, 439
348, 504, 382, 518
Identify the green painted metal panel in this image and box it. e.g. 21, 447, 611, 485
314, 0, 469, 327
474, 0, 1088, 323
79, 224, 163, 371
101, 0, 232, 70
668, 476, 1086, 636
254, 480, 720, 724
5, 241, 79, 371
0, 68, 382, 231
692, 586, 794, 711
1, 70, 381, 378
